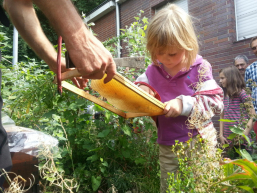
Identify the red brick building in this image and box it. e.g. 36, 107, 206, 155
87, 0, 257, 80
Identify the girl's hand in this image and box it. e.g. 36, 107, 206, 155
220, 135, 229, 145
138, 85, 155, 96
163, 99, 183, 117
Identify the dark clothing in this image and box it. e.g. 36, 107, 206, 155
0, 5, 10, 27
0, 69, 12, 171
0, 5, 12, 187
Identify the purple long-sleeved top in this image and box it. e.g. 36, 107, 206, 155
136, 55, 224, 146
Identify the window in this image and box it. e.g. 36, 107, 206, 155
234, 0, 257, 41
155, 0, 188, 13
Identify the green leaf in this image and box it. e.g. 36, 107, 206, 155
227, 133, 237, 140
140, 29, 145, 37
42, 110, 58, 119
144, 25, 147, 31
220, 172, 252, 183
222, 144, 229, 148
102, 161, 108, 167
135, 158, 146, 165
121, 125, 132, 137
91, 176, 101, 191
223, 162, 234, 177
105, 111, 111, 123
240, 149, 253, 162
229, 126, 244, 135
242, 134, 251, 146
52, 114, 60, 121
234, 147, 242, 157
121, 149, 131, 158
87, 154, 98, 162
237, 186, 254, 193
142, 17, 148, 24
8, 96, 17, 99
93, 104, 104, 112
100, 166, 106, 173
97, 129, 110, 138
219, 119, 237, 122
231, 159, 257, 187
134, 17, 140, 21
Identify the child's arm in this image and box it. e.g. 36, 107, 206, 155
219, 111, 228, 145
138, 85, 155, 96
135, 73, 155, 96
163, 99, 183, 117
176, 68, 224, 120
244, 102, 256, 136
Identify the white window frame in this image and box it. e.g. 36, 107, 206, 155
234, 0, 257, 41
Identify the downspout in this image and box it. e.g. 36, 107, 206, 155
12, 26, 18, 67
115, 0, 121, 58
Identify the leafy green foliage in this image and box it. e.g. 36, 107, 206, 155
220, 159, 257, 193
2, 57, 160, 192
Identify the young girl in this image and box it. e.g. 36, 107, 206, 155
135, 4, 223, 193
219, 66, 255, 157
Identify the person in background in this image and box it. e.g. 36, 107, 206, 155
135, 4, 223, 192
245, 37, 257, 141
3, 0, 116, 87
219, 66, 255, 157
0, 5, 12, 191
234, 55, 249, 78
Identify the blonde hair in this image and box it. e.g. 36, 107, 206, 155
147, 4, 198, 69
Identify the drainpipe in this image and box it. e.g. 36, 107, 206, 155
115, 0, 121, 58
12, 26, 18, 67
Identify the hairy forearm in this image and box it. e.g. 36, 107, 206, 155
3, 0, 60, 72
32, 0, 90, 49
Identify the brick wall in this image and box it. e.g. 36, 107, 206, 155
188, 0, 256, 129
91, 0, 168, 56
91, 0, 256, 71
90, 8, 116, 42
189, 0, 256, 81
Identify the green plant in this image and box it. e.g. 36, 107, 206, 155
167, 136, 226, 193
2, 56, 160, 192
219, 159, 257, 193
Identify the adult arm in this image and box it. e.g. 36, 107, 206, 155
3, 0, 88, 88
244, 102, 256, 136
32, 0, 116, 83
3, 0, 64, 73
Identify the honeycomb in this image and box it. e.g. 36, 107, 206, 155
91, 73, 164, 116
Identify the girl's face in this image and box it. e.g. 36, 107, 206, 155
219, 72, 227, 88
156, 47, 186, 75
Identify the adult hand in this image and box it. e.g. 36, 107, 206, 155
3, 0, 89, 89
65, 30, 116, 84
220, 135, 229, 145
138, 85, 155, 96
163, 98, 183, 117
50, 56, 88, 89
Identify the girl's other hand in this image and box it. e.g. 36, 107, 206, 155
138, 85, 155, 96
220, 135, 229, 145
163, 99, 183, 117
